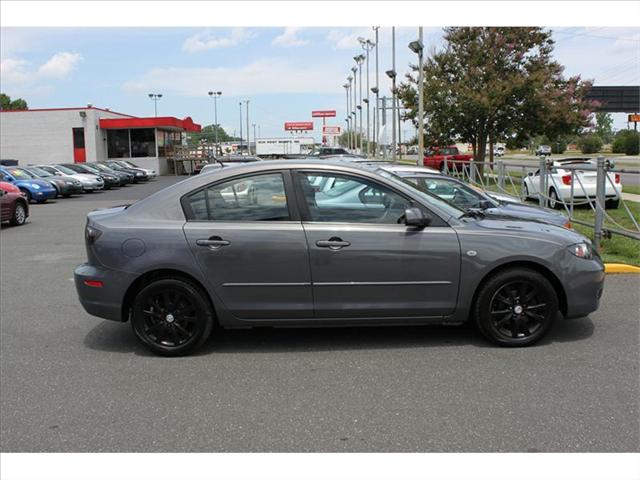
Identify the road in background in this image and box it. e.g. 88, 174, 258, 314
1, 177, 638, 452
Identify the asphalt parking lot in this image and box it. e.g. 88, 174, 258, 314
1, 176, 638, 452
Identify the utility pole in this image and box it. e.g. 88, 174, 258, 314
390, 27, 397, 162
372, 26, 380, 158
354, 55, 365, 154
148, 93, 162, 117
381, 96, 388, 160
252, 123, 257, 147
409, 28, 424, 166
239, 101, 243, 152
207, 91, 222, 151
343, 82, 351, 151
351, 66, 358, 153
245, 99, 250, 155
359, 37, 375, 158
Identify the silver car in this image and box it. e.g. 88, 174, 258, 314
36, 164, 105, 192
74, 160, 605, 356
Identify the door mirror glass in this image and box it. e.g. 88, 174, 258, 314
404, 207, 431, 228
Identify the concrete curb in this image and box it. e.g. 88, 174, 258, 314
604, 263, 640, 274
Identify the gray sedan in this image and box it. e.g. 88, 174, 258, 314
74, 160, 605, 356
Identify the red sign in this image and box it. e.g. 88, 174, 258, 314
322, 126, 341, 135
284, 122, 314, 131
312, 110, 337, 118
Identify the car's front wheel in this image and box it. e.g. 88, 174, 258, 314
474, 268, 558, 347
131, 278, 214, 356
10, 201, 27, 226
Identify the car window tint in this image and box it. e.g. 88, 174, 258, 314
187, 172, 290, 222
299, 172, 410, 224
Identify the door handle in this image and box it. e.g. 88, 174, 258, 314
316, 237, 351, 250
196, 236, 230, 249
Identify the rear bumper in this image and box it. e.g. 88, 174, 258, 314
74, 263, 137, 322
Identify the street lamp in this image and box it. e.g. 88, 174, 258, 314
351, 66, 358, 152
207, 91, 222, 149
244, 99, 250, 155
354, 54, 365, 153
389, 26, 397, 161
148, 93, 162, 117
238, 101, 243, 152
343, 82, 351, 151
409, 28, 424, 166
359, 37, 375, 158
372, 26, 380, 158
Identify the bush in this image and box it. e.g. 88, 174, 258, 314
612, 130, 640, 155
550, 139, 568, 154
578, 134, 603, 154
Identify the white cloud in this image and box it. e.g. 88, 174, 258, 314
0, 58, 31, 85
272, 27, 308, 47
123, 58, 344, 96
182, 28, 255, 53
37, 52, 82, 78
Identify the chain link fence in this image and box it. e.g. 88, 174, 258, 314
441, 156, 640, 253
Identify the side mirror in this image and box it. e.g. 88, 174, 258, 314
404, 207, 431, 228
527, 172, 533, 176
479, 199, 494, 209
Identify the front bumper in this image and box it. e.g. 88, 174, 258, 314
59, 183, 83, 195
74, 263, 137, 322
31, 188, 57, 200
563, 257, 606, 318
82, 182, 104, 191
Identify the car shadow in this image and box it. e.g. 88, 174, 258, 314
83, 315, 595, 357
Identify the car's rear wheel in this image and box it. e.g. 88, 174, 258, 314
606, 198, 620, 209
131, 278, 214, 356
523, 182, 529, 199
474, 268, 558, 347
549, 188, 561, 209
10, 201, 27, 226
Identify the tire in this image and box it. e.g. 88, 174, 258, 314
130, 278, 214, 356
10, 201, 27, 226
606, 199, 620, 209
549, 188, 561, 209
523, 182, 530, 199
474, 268, 558, 347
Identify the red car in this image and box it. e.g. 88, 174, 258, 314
0, 181, 29, 226
423, 146, 474, 171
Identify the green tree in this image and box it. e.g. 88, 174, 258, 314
187, 124, 239, 145
0, 93, 28, 110
595, 113, 614, 144
578, 134, 603, 154
398, 27, 595, 166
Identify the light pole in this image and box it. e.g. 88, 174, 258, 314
354, 54, 365, 154
244, 99, 250, 155
207, 91, 222, 149
253, 123, 257, 147
359, 37, 375, 158
409, 28, 424, 166
351, 66, 357, 152
238, 101, 243, 152
343, 82, 351, 151
372, 26, 380, 158
148, 93, 162, 117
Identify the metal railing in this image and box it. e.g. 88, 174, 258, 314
441, 156, 640, 252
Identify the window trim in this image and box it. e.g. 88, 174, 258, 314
181, 169, 300, 223
291, 169, 448, 227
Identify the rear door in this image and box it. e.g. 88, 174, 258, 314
294, 170, 461, 319
182, 170, 312, 320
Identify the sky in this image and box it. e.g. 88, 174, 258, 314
1, 26, 638, 141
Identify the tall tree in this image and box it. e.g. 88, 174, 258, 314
187, 124, 239, 144
398, 27, 596, 165
595, 112, 614, 143
0, 93, 28, 110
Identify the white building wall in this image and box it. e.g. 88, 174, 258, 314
0, 108, 131, 166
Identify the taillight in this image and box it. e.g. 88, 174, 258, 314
84, 280, 103, 288
561, 175, 572, 186
615, 173, 620, 184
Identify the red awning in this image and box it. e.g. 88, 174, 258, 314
99, 116, 201, 132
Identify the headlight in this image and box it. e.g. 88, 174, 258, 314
65, 180, 74, 185
32, 184, 41, 190
568, 242, 593, 259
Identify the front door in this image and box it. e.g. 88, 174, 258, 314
72, 127, 86, 163
182, 170, 312, 320
295, 171, 461, 319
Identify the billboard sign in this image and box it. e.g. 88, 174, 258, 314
628, 114, 640, 123
322, 126, 341, 135
312, 110, 337, 118
284, 122, 314, 131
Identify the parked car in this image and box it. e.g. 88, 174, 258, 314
199, 155, 262, 174
423, 146, 474, 171
60, 163, 120, 189
493, 145, 505, 157
0, 181, 29, 226
113, 160, 157, 179
522, 158, 622, 209
379, 164, 571, 228
35, 164, 104, 192
20, 166, 83, 198
535, 145, 552, 157
317, 147, 352, 157
0, 166, 57, 203
88, 162, 135, 185
75, 159, 604, 356
103, 161, 148, 183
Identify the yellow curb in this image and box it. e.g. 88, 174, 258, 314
604, 263, 640, 274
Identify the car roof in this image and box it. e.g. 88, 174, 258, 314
378, 164, 440, 174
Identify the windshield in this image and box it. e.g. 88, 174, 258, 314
26, 167, 52, 177
121, 161, 138, 168
7, 168, 34, 179
80, 164, 100, 173
55, 165, 76, 175
375, 168, 465, 219
92, 163, 111, 171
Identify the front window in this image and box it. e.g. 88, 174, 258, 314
298, 172, 412, 224
107, 129, 130, 158
130, 129, 156, 157
185, 172, 290, 222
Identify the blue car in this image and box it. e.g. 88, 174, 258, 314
0, 166, 58, 203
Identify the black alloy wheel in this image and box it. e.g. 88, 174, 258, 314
131, 278, 214, 356
474, 268, 558, 347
